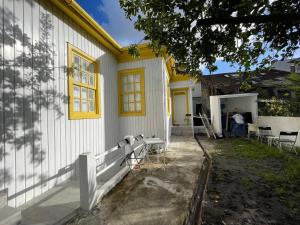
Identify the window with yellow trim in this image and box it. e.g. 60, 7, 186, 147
118, 68, 145, 116
68, 44, 101, 119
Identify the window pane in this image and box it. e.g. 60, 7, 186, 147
128, 75, 133, 83
82, 100, 88, 112
89, 64, 94, 73
81, 87, 87, 99
123, 95, 128, 103
122, 76, 127, 84
129, 94, 134, 102
89, 89, 95, 100
123, 83, 127, 92
82, 60, 88, 71
89, 73, 95, 86
135, 83, 140, 92
73, 55, 80, 69
73, 85, 80, 98
89, 100, 95, 112
128, 83, 134, 92
82, 72, 88, 84
73, 69, 80, 82
136, 102, 141, 111
123, 103, 128, 112
134, 74, 140, 82
135, 93, 141, 102
74, 99, 80, 112
129, 103, 135, 111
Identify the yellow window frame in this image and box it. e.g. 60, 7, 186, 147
68, 43, 101, 119
118, 68, 145, 116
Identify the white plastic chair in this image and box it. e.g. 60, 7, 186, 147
247, 123, 258, 139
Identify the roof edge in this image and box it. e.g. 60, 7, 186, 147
50, 0, 122, 55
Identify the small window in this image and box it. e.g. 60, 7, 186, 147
68, 44, 101, 119
118, 68, 145, 116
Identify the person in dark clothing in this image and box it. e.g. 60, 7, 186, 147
231, 108, 246, 137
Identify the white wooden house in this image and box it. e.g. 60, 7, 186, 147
0, 0, 195, 208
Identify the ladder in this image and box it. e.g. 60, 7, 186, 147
198, 112, 216, 139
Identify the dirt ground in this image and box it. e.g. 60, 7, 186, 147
66, 136, 204, 225
197, 136, 300, 225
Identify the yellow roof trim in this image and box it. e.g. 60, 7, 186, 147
50, 0, 122, 55
50, 0, 182, 76
118, 43, 159, 63
170, 73, 191, 82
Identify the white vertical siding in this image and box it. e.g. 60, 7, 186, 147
162, 60, 171, 144
0, 0, 120, 207
3, 0, 16, 207
118, 58, 165, 139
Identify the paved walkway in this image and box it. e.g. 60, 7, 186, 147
66, 136, 205, 225
20, 181, 80, 225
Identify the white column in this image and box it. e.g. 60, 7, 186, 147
79, 153, 97, 211
210, 96, 222, 137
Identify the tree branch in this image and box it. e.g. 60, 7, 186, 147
197, 14, 300, 26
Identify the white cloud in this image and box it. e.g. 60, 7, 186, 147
293, 48, 300, 59
199, 63, 206, 71
97, 0, 145, 47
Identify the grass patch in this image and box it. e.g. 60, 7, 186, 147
219, 138, 285, 160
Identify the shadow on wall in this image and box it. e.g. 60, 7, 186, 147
0, 0, 68, 204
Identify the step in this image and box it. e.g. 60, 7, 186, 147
171, 126, 194, 136
0, 206, 22, 225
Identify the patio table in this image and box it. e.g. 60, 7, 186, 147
143, 138, 166, 169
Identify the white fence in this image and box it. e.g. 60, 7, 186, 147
258, 116, 300, 147
79, 143, 129, 210
79, 136, 146, 210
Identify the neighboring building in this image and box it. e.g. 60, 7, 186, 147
200, 67, 298, 111
0, 0, 195, 208
272, 58, 300, 73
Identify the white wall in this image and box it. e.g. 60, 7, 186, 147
210, 95, 258, 137
0, 0, 120, 207
192, 83, 201, 97
118, 58, 165, 140
170, 80, 194, 89
258, 116, 300, 147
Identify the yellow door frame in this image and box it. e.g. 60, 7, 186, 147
171, 87, 189, 125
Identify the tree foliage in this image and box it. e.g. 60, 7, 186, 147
120, 0, 300, 76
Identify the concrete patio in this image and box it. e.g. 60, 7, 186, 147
66, 136, 205, 225
19, 181, 80, 225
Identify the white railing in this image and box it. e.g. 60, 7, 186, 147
79, 143, 128, 211
79, 136, 146, 211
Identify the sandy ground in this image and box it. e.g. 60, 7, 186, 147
197, 136, 300, 225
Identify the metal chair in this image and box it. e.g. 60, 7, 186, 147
258, 126, 274, 143
276, 131, 298, 154
119, 138, 145, 171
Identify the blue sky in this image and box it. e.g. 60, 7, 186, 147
76, 0, 299, 75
